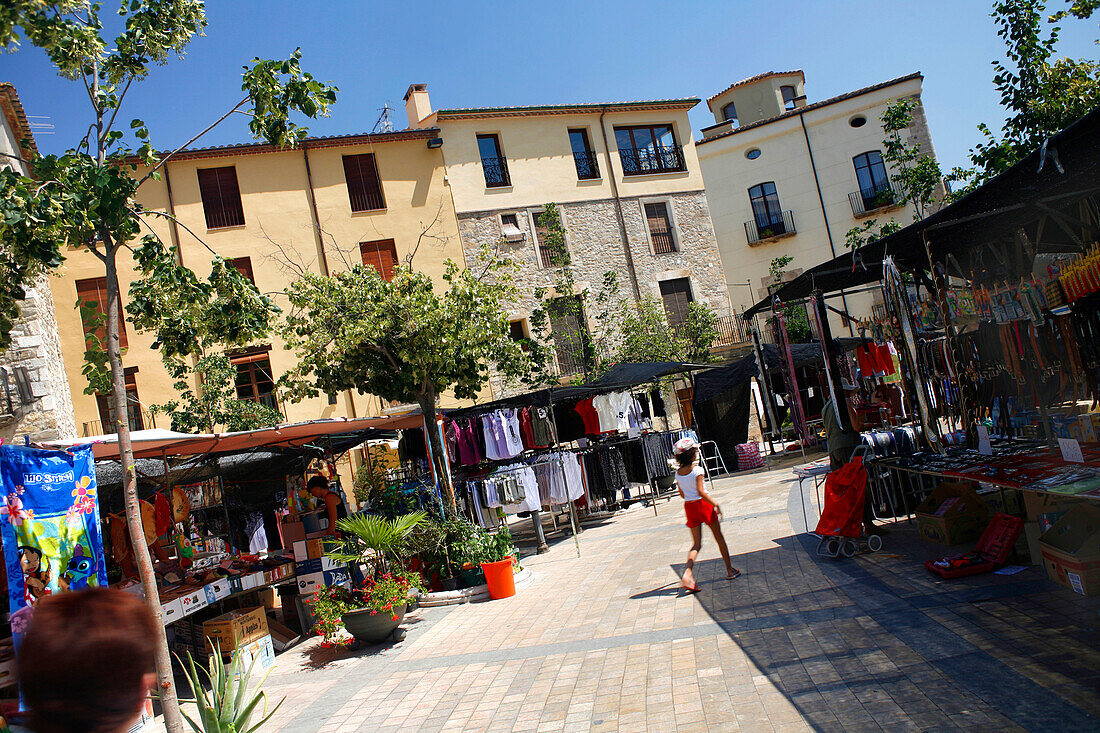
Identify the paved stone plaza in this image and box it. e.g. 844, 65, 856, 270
256, 461, 1099, 733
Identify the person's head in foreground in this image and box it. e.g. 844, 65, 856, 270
673, 437, 699, 468
18, 587, 157, 733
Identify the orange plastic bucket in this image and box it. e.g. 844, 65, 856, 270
480, 557, 516, 600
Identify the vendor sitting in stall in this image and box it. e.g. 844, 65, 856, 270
306, 476, 348, 537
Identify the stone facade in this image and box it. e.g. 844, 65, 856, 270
0, 274, 77, 442
0, 83, 77, 443
459, 190, 729, 398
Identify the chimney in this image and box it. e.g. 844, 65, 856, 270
404, 84, 432, 129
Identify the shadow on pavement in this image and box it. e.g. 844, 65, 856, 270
628, 580, 695, 600
672, 522, 1100, 732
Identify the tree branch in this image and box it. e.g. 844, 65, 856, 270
132, 208, 220, 257
137, 96, 250, 187
100, 76, 135, 143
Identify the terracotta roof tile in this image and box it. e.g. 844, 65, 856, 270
697, 72, 923, 146
705, 70, 805, 104
435, 98, 699, 119
0, 82, 38, 160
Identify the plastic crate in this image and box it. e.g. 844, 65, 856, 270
925, 513, 1024, 579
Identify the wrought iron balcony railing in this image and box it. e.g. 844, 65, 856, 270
849, 181, 903, 217
572, 150, 600, 180
619, 144, 686, 176
650, 231, 676, 254
480, 157, 511, 188
744, 210, 796, 245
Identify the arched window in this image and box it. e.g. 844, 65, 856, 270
722, 101, 738, 125
853, 151, 892, 208
780, 85, 797, 110
748, 182, 784, 233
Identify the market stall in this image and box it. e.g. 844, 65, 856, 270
743, 103, 1100, 592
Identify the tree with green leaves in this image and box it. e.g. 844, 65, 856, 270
949, 0, 1100, 191
0, 4, 336, 729
127, 242, 283, 432
279, 255, 528, 509
768, 255, 811, 342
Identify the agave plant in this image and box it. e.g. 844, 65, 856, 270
178, 643, 282, 733
326, 511, 426, 575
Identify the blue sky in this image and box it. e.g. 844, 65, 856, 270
2, 0, 1097, 172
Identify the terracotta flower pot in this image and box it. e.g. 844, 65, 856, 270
341, 604, 407, 644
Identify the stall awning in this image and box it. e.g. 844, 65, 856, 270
743, 102, 1100, 318
44, 415, 425, 460
589, 361, 709, 387
693, 340, 862, 402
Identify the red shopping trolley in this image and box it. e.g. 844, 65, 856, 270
814, 446, 883, 559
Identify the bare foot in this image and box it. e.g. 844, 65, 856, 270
681, 571, 698, 592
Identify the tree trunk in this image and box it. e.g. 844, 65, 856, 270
417, 389, 455, 513
104, 246, 185, 732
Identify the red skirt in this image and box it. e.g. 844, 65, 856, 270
684, 499, 717, 528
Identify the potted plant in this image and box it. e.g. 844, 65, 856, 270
327, 510, 426, 576
480, 526, 519, 600
309, 571, 421, 646
446, 519, 492, 587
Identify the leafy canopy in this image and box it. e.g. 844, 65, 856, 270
950, 0, 1100, 191
279, 256, 529, 408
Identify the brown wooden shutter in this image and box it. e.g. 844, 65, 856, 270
645, 202, 675, 253
197, 167, 245, 229
76, 276, 127, 348
359, 239, 398, 281
659, 278, 694, 328
343, 154, 386, 212
228, 257, 255, 284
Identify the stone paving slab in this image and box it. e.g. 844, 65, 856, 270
249, 463, 1100, 733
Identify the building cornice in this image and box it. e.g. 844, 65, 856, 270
0, 82, 38, 161
148, 127, 441, 164
435, 99, 699, 121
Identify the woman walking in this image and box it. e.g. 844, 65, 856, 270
674, 438, 740, 591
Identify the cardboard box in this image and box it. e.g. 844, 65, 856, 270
320, 556, 347, 573
1023, 491, 1086, 524
204, 578, 232, 604
295, 558, 322, 576
229, 634, 274, 678
179, 589, 209, 616
279, 520, 306, 547
296, 571, 324, 595
323, 566, 352, 588
1039, 504, 1100, 596
266, 616, 301, 652
243, 572, 266, 590
292, 538, 326, 562
203, 607, 269, 652
256, 587, 275, 611
228, 575, 246, 595
915, 482, 989, 545
161, 597, 185, 625
977, 485, 1025, 516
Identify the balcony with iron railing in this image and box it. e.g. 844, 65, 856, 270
650, 231, 676, 254
82, 408, 156, 437
572, 150, 600, 180
619, 144, 686, 176
712, 313, 750, 348
480, 157, 511, 188
849, 180, 904, 217
744, 210, 796, 245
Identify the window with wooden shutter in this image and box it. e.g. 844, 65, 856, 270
644, 202, 676, 254
76, 276, 127, 349
659, 277, 694, 328
228, 257, 255, 284
343, 153, 386, 212
230, 348, 279, 411
359, 239, 398, 281
197, 166, 245, 229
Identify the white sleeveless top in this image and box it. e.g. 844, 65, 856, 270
676, 466, 704, 501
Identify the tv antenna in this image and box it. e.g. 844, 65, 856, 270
372, 104, 394, 134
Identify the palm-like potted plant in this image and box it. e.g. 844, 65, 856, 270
319, 511, 426, 644
177, 644, 283, 732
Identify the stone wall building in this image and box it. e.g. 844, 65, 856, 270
0, 83, 76, 442
405, 85, 730, 398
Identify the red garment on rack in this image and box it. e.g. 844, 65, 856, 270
518, 407, 537, 450
575, 398, 601, 435
874, 343, 896, 375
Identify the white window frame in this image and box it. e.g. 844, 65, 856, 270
638, 196, 681, 255
499, 212, 525, 242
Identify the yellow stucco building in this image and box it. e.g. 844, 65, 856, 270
50, 127, 462, 438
